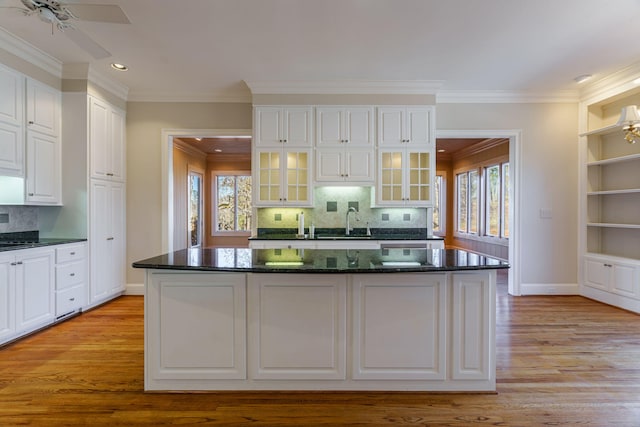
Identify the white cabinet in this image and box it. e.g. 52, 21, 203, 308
0, 247, 55, 344
146, 272, 247, 382
0, 64, 24, 176
89, 180, 125, 305
254, 106, 312, 147
315, 107, 374, 147
315, 107, 374, 184
55, 243, 87, 318
254, 148, 312, 206
377, 106, 434, 147
248, 274, 347, 380
24, 79, 61, 205
352, 273, 446, 380
579, 91, 640, 313
0, 67, 61, 205
376, 148, 434, 206
584, 256, 639, 299
25, 131, 60, 204
315, 147, 374, 184
89, 96, 126, 181
451, 272, 494, 381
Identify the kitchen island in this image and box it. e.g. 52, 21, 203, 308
133, 247, 508, 392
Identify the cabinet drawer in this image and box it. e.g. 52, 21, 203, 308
56, 285, 85, 316
56, 261, 85, 290
56, 244, 86, 264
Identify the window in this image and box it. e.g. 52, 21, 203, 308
456, 161, 509, 240
433, 175, 444, 234
214, 173, 252, 235
188, 170, 204, 247
456, 170, 479, 234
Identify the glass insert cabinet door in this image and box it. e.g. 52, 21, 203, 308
379, 150, 432, 205
256, 149, 310, 205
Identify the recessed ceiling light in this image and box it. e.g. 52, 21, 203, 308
194, 137, 202, 141
573, 74, 592, 84
437, 149, 446, 153
214, 149, 222, 152
111, 63, 128, 71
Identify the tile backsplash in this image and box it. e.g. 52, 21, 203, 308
256, 187, 429, 231
0, 206, 38, 233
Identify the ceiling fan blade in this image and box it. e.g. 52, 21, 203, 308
63, 26, 111, 59
64, 4, 130, 24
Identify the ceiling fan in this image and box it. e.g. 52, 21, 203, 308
6, 0, 130, 59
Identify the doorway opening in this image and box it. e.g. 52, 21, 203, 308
436, 130, 521, 296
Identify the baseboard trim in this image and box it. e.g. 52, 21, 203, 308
520, 283, 579, 295
125, 283, 145, 296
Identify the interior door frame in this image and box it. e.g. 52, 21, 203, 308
436, 129, 521, 296
161, 128, 252, 253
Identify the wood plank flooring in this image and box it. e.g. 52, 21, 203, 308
1, 272, 640, 426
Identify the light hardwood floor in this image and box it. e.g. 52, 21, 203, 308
1, 271, 640, 426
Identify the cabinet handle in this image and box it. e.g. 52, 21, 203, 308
70, 273, 75, 277
69, 297, 75, 302
107, 237, 114, 241
70, 252, 75, 255
28, 193, 34, 196
16, 261, 23, 265
604, 263, 613, 267
10, 262, 16, 266
106, 173, 114, 177
28, 121, 34, 125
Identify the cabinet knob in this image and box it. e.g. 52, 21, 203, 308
28, 121, 34, 125
70, 252, 75, 255
69, 297, 75, 302
28, 193, 34, 196
10, 262, 16, 266
70, 273, 75, 277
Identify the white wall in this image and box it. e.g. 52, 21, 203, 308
437, 103, 579, 289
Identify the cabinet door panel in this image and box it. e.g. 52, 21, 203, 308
16, 250, 55, 332
89, 98, 110, 179
584, 259, 610, 290
26, 80, 59, 136
255, 108, 282, 146
406, 108, 432, 145
109, 182, 126, 294
26, 131, 59, 204
0, 122, 23, 175
248, 274, 346, 380
377, 108, 403, 146
316, 108, 343, 146
110, 108, 126, 181
0, 65, 23, 127
284, 108, 312, 146
345, 148, 374, 182
0, 255, 15, 341
315, 149, 344, 181
90, 180, 111, 302
345, 108, 373, 146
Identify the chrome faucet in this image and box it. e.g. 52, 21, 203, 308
345, 206, 359, 235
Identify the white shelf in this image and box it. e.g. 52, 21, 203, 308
587, 222, 640, 229
587, 153, 640, 166
587, 188, 640, 195
580, 124, 621, 137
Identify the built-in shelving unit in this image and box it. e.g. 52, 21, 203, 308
579, 89, 640, 312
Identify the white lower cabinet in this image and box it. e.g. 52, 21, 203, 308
0, 247, 55, 344
352, 274, 446, 380
451, 272, 493, 381
144, 270, 497, 391
583, 255, 640, 311
248, 274, 347, 380
146, 272, 247, 380
89, 179, 125, 306
55, 243, 87, 318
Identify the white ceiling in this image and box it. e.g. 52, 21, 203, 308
1, 0, 640, 102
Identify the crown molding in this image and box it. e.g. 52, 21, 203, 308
244, 80, 445, 95
87, 65, 129, 101
127, 90, 251, 103
0, 27, 62, 78
436, 90, 579, 104
579, 60, 640, 105
173, 139, 207, 159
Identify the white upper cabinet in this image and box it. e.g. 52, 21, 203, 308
89, 96, 126, 181
25, 131, 60, 204
316, 107, 374, 147
0, 65, 24, 176
26, 79, 60, 137
254, 106, 312, 147
377, 106, 434, 147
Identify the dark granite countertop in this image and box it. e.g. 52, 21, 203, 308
0, 231, 86, 252
133, 248, 508, 274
